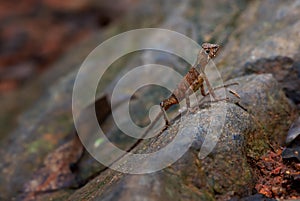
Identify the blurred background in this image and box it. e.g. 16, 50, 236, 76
0, 0, 138, 138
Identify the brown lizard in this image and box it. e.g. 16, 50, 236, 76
159, 42, 220, 124
141, 42, 235, 138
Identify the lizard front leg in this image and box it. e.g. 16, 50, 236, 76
185, 75, 237, 110
199, 73, 238, 101
185, 75, 205, 112
201, 73, 217, 100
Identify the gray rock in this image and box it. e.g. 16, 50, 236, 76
286, 116, 300, 145
67, 74, 296, 201
217, 0, 300, 81
244, 56, 300, 106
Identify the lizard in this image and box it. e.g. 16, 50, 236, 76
141, 42, 237, 138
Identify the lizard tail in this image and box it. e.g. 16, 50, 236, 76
140, 110, 164, 140
124, 110, 164, 154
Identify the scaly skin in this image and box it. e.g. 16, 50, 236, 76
159, 43, 220, 124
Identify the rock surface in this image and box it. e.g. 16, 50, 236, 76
65, 74, 295, 201
216, 0, 300, 108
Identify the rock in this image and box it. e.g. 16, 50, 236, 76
282, 116, 300, 162
286, 116, 300, 145
218, 0, 300, 74
230, 194, 277, 201
42, 0, 134, 14
66, 74, 295, 201
217, 0, 300, 109
282, 147, 300, 161
244, 56, 300, 106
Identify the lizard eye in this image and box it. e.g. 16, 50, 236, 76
205, 50, 210, 54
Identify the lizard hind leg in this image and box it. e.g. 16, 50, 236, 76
184, 91, 194, 115
200, 84, 208, 97
185, 86, 199, 114
160, 103, 170, 126
160, 95, 178, 125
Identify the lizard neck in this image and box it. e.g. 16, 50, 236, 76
195, 49, 210, 73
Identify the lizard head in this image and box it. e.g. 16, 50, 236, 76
201, 43, 220, 59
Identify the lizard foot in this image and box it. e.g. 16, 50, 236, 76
185, 107, 197, 116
